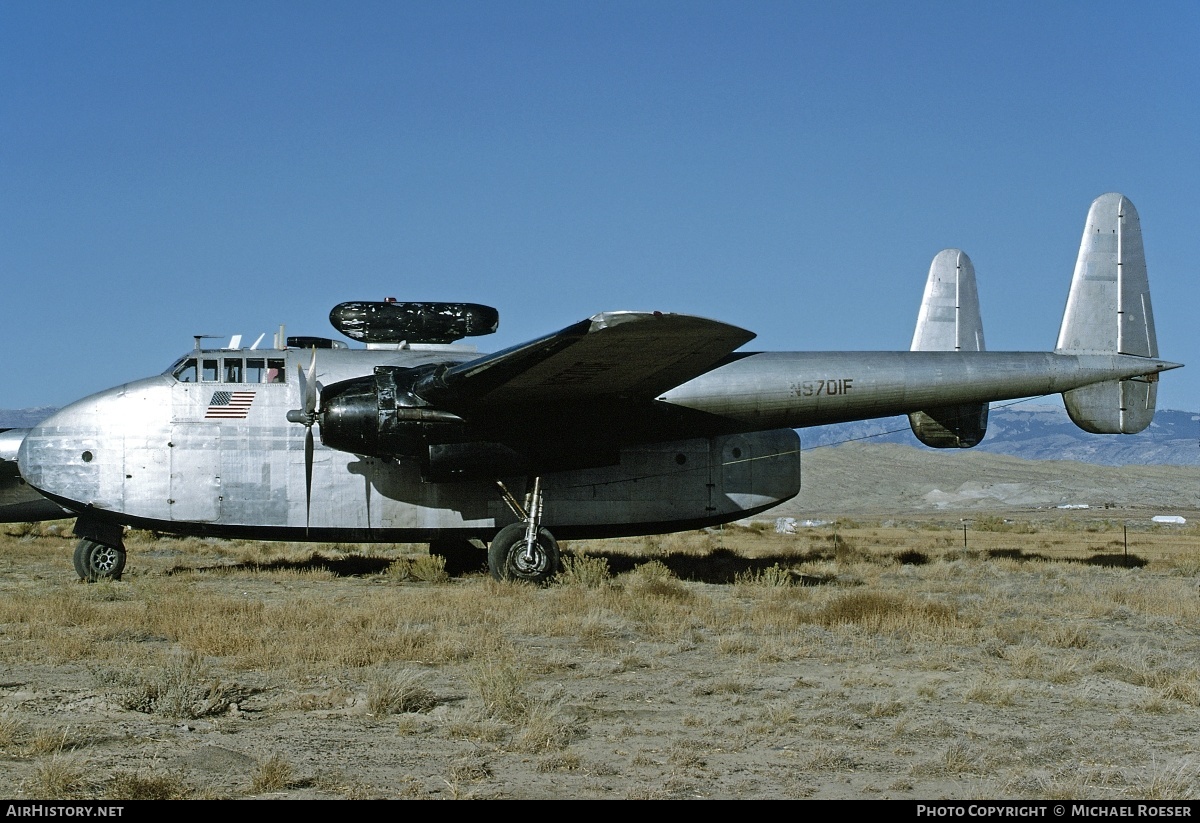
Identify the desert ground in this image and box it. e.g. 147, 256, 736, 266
1, 445, 1199, 800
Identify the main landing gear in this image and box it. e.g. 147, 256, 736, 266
489, 477, 560, 585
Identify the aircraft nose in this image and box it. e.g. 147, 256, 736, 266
17, 376, 175, 513
17, 404, 100, 505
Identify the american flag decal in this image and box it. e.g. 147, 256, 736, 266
205, 390, 256, 419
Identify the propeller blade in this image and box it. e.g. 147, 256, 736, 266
305, 348, 317, 415
296, 362, 309, 414
304, 425, 313, 533
287, 347, 320, 535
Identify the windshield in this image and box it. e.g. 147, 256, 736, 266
167, 354, 286, 384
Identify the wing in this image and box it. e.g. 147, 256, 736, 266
419, 311, 755, 408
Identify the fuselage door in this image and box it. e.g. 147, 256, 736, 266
169, 375, 223, 523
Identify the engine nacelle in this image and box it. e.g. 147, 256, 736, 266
319, 366, 620, 480
320, 366, 459, 459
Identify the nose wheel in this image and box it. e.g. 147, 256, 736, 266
73, 538, 126, 582
489, 477, 560, 584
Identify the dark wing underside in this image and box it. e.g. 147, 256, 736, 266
429, 311, 755, 408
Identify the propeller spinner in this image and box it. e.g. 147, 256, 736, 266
285, 349, 320, 530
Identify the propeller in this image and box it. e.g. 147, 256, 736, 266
285, 349, 320, 531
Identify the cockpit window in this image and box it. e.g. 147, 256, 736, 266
246, 358, 265, 383
172, 357, 198, 383
170, 354, 287, 384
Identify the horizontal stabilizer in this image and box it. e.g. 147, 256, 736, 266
909, 249, 988, 447
1057, 193, 1159, 433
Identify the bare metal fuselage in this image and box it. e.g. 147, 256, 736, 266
15, 342, 1170, 542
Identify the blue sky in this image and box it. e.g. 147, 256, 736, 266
3, 1, 1197, 415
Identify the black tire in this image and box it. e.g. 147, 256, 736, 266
72, 540, 87, 580
488, 522, 559, 584
74, 538, 125, 582
429, 537, 488, 577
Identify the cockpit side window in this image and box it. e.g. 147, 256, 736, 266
173, 354, 287, 384
172, 358, 198, 383
246, 358, 265, 383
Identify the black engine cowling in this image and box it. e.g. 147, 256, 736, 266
320, 366, 454, 459
318, 366, 620, 480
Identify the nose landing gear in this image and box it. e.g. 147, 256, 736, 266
73, 538, 126, 582
71, 517, 127, 582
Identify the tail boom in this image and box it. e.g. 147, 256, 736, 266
660, 192, 1180, 437
660, 350, 1178, 431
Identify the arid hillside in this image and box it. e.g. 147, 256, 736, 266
776, 442, 1200, 521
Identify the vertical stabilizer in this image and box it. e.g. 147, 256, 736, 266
908, 249, 989, 447
911, 249, 985, 353
1057, 193, 1158, 433
1056, 193, 1156, 357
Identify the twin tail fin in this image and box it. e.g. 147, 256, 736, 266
907, 249, 989, 448
1055, 193, 1159, 434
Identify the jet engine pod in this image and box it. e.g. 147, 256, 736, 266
330, 301, 500, 344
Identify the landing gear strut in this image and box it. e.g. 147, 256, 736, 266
489, 477, 560, 584
73, 539, 126, 582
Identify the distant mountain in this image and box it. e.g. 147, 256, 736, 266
3, 404, 1197, 466
0, 407, 59, 428
800, 405, 1200, 466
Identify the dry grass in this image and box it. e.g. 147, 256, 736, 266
366, 667, 438, 715
0, 515, 1198, 798
249, 753, 295, 794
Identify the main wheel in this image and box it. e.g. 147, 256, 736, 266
488, 523, 560, 584
74, 539, 126, 582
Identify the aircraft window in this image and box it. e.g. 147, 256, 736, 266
267, 358, 286, 383
224, 358, 244, 383
202, 359, 219, 382
172, 358, 198, 383
246, 358, 266, 383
